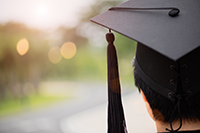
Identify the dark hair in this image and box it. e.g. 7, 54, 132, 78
134, 66, 200, 123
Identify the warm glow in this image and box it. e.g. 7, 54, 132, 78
61, 42, 77, 59
0, 0, 96, 30
48, 47, 62, 64
36, 4, 49, 17
16, 38, 29, 56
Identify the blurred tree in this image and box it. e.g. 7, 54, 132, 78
76, 0, 137, 57
75, 0, 137, 84
56, 26, 88, 47
0, 22, 49, 101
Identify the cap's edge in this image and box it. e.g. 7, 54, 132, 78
90, 17, 181, 61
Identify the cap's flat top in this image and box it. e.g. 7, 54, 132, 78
91, 0, 200, 61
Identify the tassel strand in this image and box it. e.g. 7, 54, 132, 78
106, 31, 128, 133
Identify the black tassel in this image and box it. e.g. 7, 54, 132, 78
106, 31, 128, 133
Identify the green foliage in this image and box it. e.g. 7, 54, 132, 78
114, 32, 137, 85
0, 22, 108, 104
0, 94, 69, 118
45, 45, 107, 81
115, 32, 137, 59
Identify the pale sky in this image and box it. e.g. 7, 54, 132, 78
0, 0, 96, 30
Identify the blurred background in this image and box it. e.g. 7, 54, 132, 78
0, 0, 155, 133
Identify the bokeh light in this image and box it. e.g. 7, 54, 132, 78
36, 4, 48, 17
61, 42, 77, 59
48, 47, 62, 64
16, 38, 29, 56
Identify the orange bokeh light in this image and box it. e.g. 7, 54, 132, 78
61, 42, 77, 59
16, 38, 29, 56
48, 47, 62, 64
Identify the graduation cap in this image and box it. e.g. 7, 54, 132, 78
91, 0, 200, 132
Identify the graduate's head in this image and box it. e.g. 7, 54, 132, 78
133, 42, 200, 126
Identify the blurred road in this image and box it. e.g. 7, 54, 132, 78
60, 88, 156, 133
0, 82, 156, 133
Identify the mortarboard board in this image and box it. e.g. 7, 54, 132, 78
91, 0, 200, 132
91, 0, 200, 61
